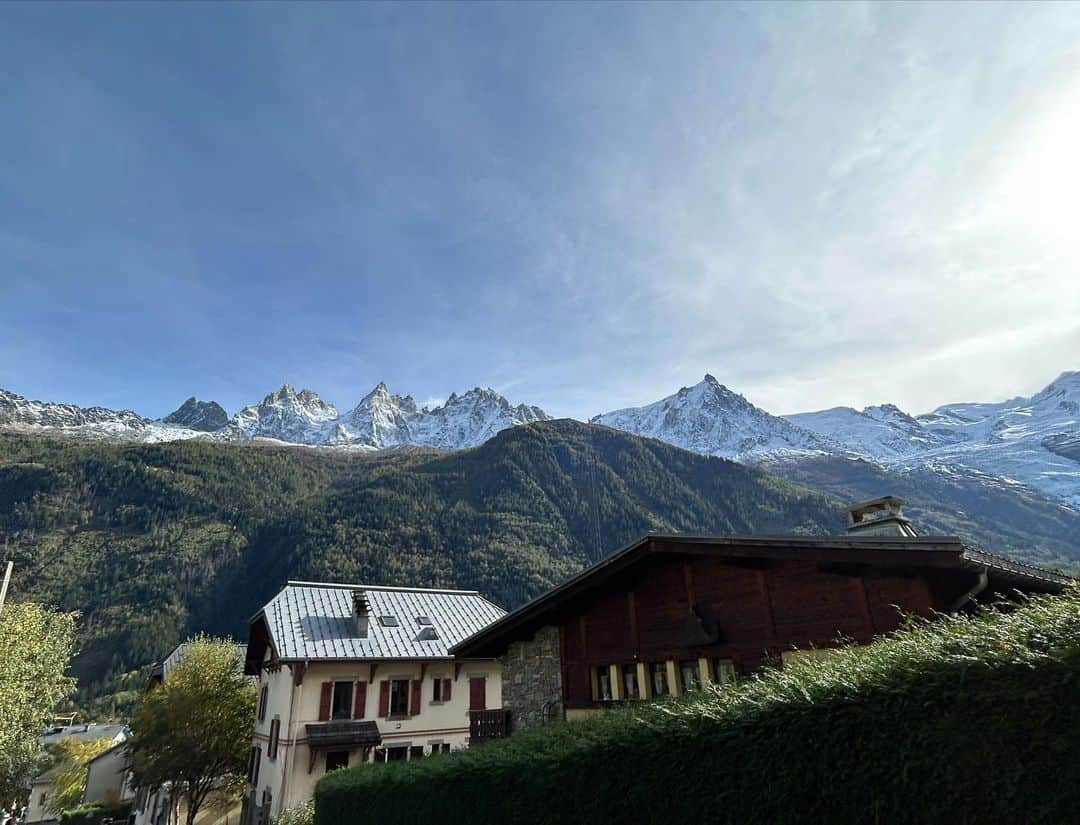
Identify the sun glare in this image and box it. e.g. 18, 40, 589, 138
1000, 86, 1080, 259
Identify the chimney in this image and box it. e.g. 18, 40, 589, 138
846, 496, 918, 537
352, 590, 370, 638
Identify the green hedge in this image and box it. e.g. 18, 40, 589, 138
60, 801, 133, 825
316, 590, 1080, 825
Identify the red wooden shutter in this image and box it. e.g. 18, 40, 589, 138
443, 678, 451, 702
469, 677, 486, 711
410, 680, 422, 716
267, 719, 279, 759
318, 682, 333, 721
353, 681, 366, 719
378, 680, 390, 717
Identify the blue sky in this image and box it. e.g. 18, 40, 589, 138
3, 2, 1080, 420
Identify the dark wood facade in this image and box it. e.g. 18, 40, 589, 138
558, 553, 939, 708
452, 533, 1071, 717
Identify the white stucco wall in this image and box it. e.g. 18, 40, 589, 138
83, 745, 133, 805
251, 658, 502, 817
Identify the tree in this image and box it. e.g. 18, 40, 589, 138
128, 636, 255, 825
0, 602, 78, 807
46, 738, 114, 815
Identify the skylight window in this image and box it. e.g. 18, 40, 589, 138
378, 615, 399, 627
415, 616, 432, 626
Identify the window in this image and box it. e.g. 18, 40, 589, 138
378, 615, 399, 627
325, 751, 348, 771
651, 663, 669, 697
267, 718, 280, 760
331, 681, 354, 720
385, 746, 408, 762
415, 616, 432, 625
409, 745, 424, 760
595, 665, 612, 701
257, 685, 269, 722
389, 679, 410, 716
246, 746, 261, 785
429, 742, 451, 755
622, 664, 640, 700
680, 660, 701, 692
432, 677, 451, 702
713, 658, 737, 686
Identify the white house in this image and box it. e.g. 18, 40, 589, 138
240, 582, 506, 824
27, 723, 129, 825
82, 742, 134, 807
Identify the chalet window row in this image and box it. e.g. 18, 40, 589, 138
321, 742, 455, 773
591, 658, 737, 702
316, 675, 486, 721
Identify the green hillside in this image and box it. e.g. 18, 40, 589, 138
1, 420, 1077, 717
0, 421, 838, 715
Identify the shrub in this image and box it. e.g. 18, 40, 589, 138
316, 590, 1080, 825
273, 800, 314, 825
60, 801, 133, 825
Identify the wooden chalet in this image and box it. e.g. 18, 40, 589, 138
451, 497, 1072, 733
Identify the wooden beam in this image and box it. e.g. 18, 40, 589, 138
291, 661, 306, 686
368, 662, 377, 684
454, 661, 463, 681
628, 592, 639, 657
419, 661, 427, 681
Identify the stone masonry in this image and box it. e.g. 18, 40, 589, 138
497, 625, 563, 732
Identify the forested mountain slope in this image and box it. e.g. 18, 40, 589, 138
1, 419, 1076, 716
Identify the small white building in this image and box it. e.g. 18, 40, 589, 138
83, 742, 134, 806
27, 723, 129, 825
240, 582, 506, 824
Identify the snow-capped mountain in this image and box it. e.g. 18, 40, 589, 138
0, 381, 551, 452
788, 371, 1080, 507
592, 374, 830, 461
162, 397, 229, 432
409, 387, 549, 450
786, 403, 960, 461
230, 385, 341, 444
222, 382, 550, 449
333, 382, 419, 448
0, 387, 145, 432
2, 369, 1076, 507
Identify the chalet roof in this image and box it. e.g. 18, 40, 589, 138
451, 533, 1073, 658
246, 582, 505, 671
40, 723, 128, 749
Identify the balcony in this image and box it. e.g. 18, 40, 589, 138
469, 708, 511, 743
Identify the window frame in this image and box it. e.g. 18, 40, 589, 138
388, 678, 411, 717
650, 662, 670, 697
621, 664, 640, 700
330, 680, 354, 721
431, 676, 449, 702
679, 660, 701, 692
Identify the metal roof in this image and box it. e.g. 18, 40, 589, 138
257, 581, 506, 662
40, 723, 128, 749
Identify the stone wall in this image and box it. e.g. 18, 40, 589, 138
498, 625, 563, 732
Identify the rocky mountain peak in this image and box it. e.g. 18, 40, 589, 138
162, 397, 229, 431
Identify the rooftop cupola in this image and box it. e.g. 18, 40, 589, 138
352, 590, 370, 638
846, 496, 918, 537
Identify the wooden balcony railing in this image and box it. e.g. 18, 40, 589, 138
469, 708, 511, 743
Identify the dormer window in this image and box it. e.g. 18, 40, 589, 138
415, 616, 432, 626
417, 626, 439, 641
378, 615, 399, 627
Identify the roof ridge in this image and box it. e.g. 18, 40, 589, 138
283, 580, 482, 596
